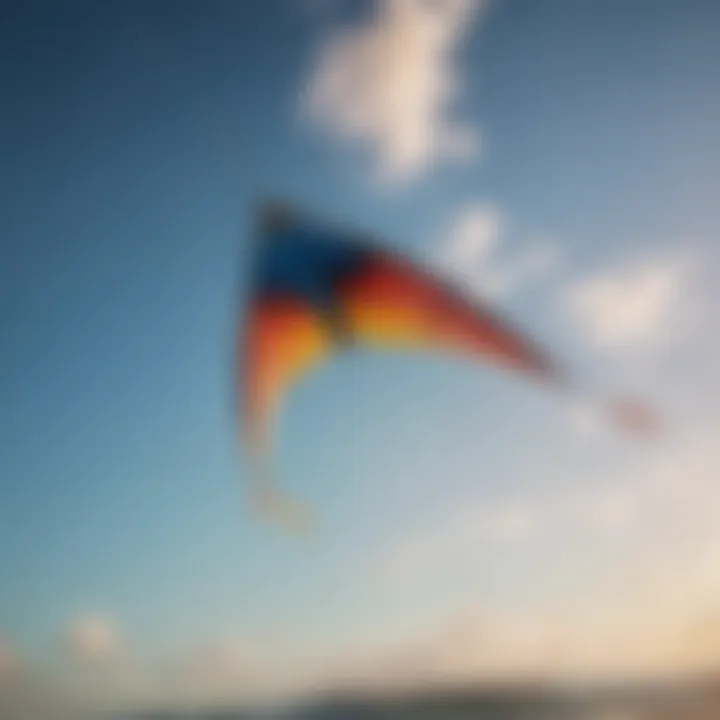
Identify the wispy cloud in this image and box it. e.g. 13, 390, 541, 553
317, 608, 560, 693
66, 615, 122, 663
562, 254, 689, 352
319, 596, 720, 694
381, 497, 543, 587
170, 638, 254, 690
51, 631, 268, 712
302, 0, 486, 185
436, 201, 562, 298
144, 638, 261, 708
379, 417, 720, 594
439, 201, 502, 269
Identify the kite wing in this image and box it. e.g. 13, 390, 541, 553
241, 293, 330, 535
335, 251, 558, 379
243, 293, 331, 460
239, 200, 657, 533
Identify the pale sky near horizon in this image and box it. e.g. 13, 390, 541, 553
2, 0, 720, 713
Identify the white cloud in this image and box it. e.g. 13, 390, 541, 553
173, 639, 250, 686
437, 202, 562, 298
303, 0, 485, 185
563, 255, 687, 351
441, 202, 502, 267
67, 615, 122, 662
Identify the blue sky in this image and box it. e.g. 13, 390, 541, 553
2, 0, 720, 711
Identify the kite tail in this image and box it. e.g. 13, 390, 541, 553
553, 373, 661, 437
247, 466, 317, 538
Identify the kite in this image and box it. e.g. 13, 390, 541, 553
239, 200, 658, 534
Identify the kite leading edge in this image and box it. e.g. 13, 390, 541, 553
238, 200, 659, 536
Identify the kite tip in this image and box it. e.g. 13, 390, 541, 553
256, 197, 298, 235
609, 398, 661, 437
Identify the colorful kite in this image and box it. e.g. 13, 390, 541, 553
239, 200, 657, 534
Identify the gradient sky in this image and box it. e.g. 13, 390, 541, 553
2, 0, 720, 712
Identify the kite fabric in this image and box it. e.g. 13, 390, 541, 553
238, 200, 658, 534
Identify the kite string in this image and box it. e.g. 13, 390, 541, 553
247, 453, 317, 538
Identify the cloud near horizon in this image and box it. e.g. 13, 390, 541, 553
303, 0, 485, 185
316, 599, 720, 695
67, 615, 122, 663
